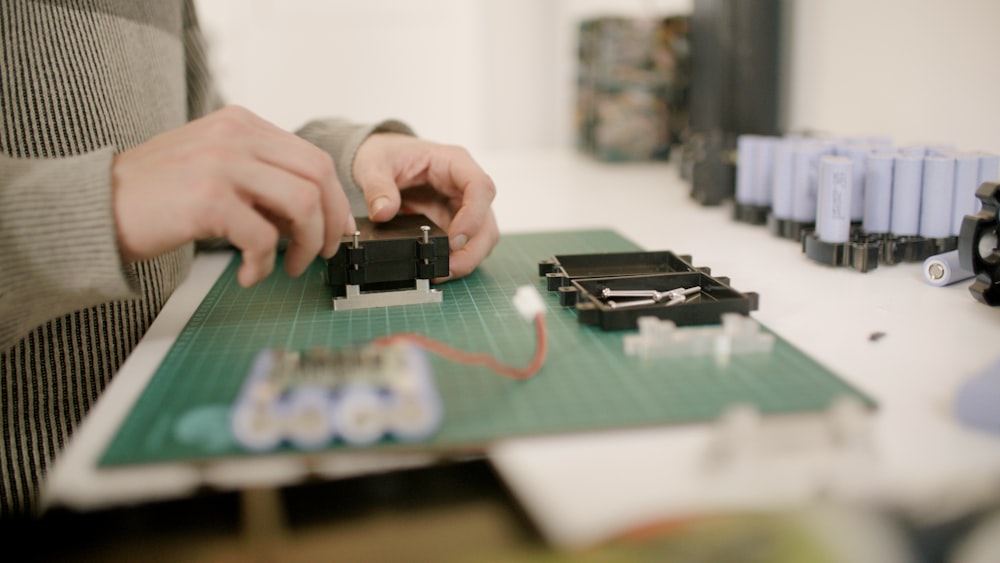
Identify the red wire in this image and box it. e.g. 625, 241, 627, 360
372, 314, 547, 380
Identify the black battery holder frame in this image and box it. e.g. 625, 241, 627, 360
326, 214, 449, 310
960, 181, 1000, 305
538, 251, 759, 331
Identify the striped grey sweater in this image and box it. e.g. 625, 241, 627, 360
0, 0, 408, 516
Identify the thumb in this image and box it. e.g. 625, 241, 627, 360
361, 168, 402, 222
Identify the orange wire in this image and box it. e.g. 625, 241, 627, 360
372, 314, 547, 380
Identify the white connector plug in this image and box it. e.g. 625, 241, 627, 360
512, 285, 547, 322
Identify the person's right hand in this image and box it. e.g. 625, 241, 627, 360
111, 105, 356, 287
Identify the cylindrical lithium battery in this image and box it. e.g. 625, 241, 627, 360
863, 153, 894, 234
230, 349, 285, 451
388, 390, 443, 442
840, 145, 870, 222
816, 156, 852, 243
753, 136, 777, 206
770, 139, 796, 220
981, 153, 1000, 184
890, 154, 924, 236
231, 401, 286, 452
923, 249, 974, 287
285, 387, 333, 449
952, 153, 982, 236
919, 156, 956, 239
790, 142, 829, 223
333, 384, 386, 446
735, 135, 759, 205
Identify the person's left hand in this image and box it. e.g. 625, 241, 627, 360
353, 133, 499, 281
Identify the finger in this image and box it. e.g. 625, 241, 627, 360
426, 150, 496, 252
211, 197, 280, 287
213, 107, 353, 256
436, 211, 499, 281
358, 165, 403, 223
250, 139, 352, 257
229, 161, 325, 277
254, 141, 353, 256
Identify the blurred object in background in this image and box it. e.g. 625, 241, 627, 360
682, 0, 783, 205
576, 15, 690, 162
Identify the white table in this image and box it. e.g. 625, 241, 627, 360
47, 149, 1000, 548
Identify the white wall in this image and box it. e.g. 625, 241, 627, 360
196, 0, 1000, 154
197, 0, 487, 148
784, 0, 1000, 154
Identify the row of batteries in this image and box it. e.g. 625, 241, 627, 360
732, 134, 999, 285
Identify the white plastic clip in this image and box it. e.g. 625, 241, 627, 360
623, 312, 775, 365
512, 285, 547, 322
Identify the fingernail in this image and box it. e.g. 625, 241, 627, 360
346, 214, 357, 234
370, 196, 389, 218
434, 271, 454, 283
450, 234, 468, 252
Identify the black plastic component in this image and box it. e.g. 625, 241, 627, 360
538, 250, 699, 290
683, 0, 783, 206
575, 273, 758, 331
538, 251, 758, 331
800, 226, 956, 273
327, 215, 449, 297
881, 236, 956, 266
732, 203, 770, 225
959, 181, 1000, 305
802, 233, 881, 273
767, 216, 814, 242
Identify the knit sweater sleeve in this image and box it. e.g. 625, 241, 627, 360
0, 150, 139, 351
184, 0, 224, 120
296, 118, 415, 216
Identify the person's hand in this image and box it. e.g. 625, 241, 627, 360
352, 133, 499, 280
112, 105, 356, 287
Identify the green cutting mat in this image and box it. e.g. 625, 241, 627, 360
101, 230, 874, 466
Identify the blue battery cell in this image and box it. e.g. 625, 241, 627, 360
229, 349, 285, 452
790, 142, 832, 223
981, 153, 1000, 184
231, 400, 287, 453
922, 249, 974, 287
737, 135, 778, 207
332, 383, 387, 446
753, 136, 778, 206
919, 156, 955, 239
816, 156, 852, 243
863, 153, 895, 234
735, 135, 758, 206
770, 139, 797, 221
952, 153, 983, 236
387, 388, 444, 442
839, 145, 871, 222
284, 387, 334, 449
891, 154, 924, 236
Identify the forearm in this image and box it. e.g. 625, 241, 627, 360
0, 150, 139, 350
